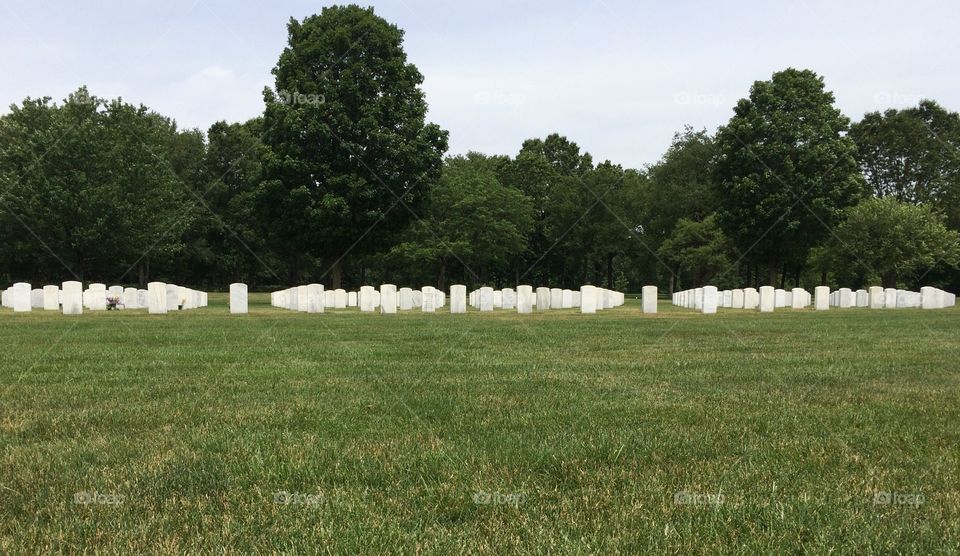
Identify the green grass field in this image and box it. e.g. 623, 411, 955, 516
1, 294, 958, 553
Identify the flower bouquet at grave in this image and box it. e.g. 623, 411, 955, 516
106, 295, 123, 311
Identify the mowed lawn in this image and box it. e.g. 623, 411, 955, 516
1, 293, 958, 553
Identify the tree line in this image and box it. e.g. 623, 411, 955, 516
2, 5, 959, 293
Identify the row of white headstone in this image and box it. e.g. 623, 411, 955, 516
673, 285, 956, 314
0, 281, 208, 315
466, 285, 627, 314
245, 283, 630, 315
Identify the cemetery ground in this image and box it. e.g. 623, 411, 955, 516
1, 294, 958, 553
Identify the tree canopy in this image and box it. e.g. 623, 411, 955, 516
2, 10, 960, 295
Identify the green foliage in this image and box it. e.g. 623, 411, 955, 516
0, 87, 189, 282
828, 197, 960, 288
849, 100, 960, 228
644, 126, 718, 245
260, 5, 447, 285
657, 214, 737, 288
389, 153, 533, 287
715, 68, 867, 284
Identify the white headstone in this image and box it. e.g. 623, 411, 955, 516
791, 288, 805, 309
148, 282, 167, 314
743, 288, 759, 309
61, 281, 83, 315
11, 282, 33, 313
334, 289, 347, 309
123, 287, 139, 309
921, 286, 942, 309
759, 286, 775, 312
837, 288, 851, 308
731, 289, 744, 309
869, 286, 885, 309
550, 288, 563, 309
580, 285, 597, 314
359, 286, 375, 312
642, 285, 657, 313
42, 285, 59, 310
296, 285, 310, 312
306, 283, 324, 313
855, 289, 869, 307
166, 284, 180, 311
884, 288, 897, 309
230, 283, 248, 314
479, 287, 494, 311
536, 287, 551, 310
449, 284, 467, 313
398, 288, 413, 310
107, 286, 124, 306
501, 288, 516, 310
29, 288, 43, 308
814, 286, 829, 310
422, 286, 436, 312
347, 291, 358, 307
380, 284, 398, 314
89, 283, 107, 311
516, 285, 533, 314
702, 286, 718, 314
774, 289, 786, 308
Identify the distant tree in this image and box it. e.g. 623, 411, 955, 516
828, 197, 959, 288
260, 5, 447, 287
849, 100, 960, 227
518, 133, 593, 177
643, 127, 719, 290
645, 127, 718, 241
194, 119, 272, 285
389, 153, 533, 288
657, 215, 737, 288
0, 87, 188, 284
715, 68, 866, 285
500, 134, 594, 285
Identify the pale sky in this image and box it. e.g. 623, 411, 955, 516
2, 0, 957, 169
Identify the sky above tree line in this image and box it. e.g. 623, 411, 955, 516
2, 0, 957, 169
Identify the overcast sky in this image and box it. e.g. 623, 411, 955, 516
2, 0, 957, 168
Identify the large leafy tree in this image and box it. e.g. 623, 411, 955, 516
644, 127, 720, 290
260, 5, 448, 287
389, 153, 533, 287
849, 100, 960, 227
657, 214, 737, 289
828, 197, 959, 288
188, 119, 272, 285
500, 133, 594, 285
714, 68, 866, 285
0, 87, 188, 284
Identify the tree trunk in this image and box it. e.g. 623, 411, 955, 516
437, 258, 447, 290
606, 254, 614, 289
767, 260, 779, 287
331, 259, 342, 289
882, 271, 897, 289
